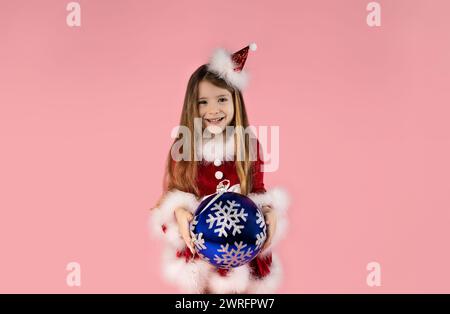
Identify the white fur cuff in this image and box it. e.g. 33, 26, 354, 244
149, 189, 199, 250
248, 188, 290, 254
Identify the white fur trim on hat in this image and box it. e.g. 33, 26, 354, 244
149, 189, 199, 250
248, 188, 290, 255
207, 48, 249, 90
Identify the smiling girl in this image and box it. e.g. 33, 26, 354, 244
150, 43, 289, 294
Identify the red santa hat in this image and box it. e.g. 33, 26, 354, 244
207, 42, 257, 91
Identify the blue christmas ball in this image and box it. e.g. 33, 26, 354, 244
190, 191, 267, 269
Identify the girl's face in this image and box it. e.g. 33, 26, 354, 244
198, 80, 234, 134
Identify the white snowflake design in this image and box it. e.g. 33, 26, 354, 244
197, 252, 210, 262
256, 210, 265, 228
255, 231, 267, 250
254, 210, 267, 250
192, 232, 207, 251
206, 200, 248, 237
213, 241, 254, 268
190, 216, 207, 251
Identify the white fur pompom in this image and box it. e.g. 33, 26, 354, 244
208, 48, 233, 78
249, 42, 257, 51
207, 48, 249, 90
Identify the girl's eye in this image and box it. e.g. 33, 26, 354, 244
219, 97, 227, 103
198, 100, 207, 105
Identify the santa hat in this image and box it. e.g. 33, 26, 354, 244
207, 42, 257, 91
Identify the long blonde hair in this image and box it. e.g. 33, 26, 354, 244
163, 64, 255, 198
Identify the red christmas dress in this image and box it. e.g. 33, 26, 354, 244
150, 133, 289, 293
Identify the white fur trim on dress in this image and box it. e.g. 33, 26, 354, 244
207, 265, 251, 294
207, 48, 249, 90
149, 189, 199, 250
161, 246, 214, 294
247, 254, 283, 294
159, 247, 283, 294
248, 188, 290, 255
196, 129, 235, 162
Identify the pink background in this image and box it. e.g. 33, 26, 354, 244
1, 0, 449, 293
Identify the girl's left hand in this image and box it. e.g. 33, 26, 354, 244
261, 205, 277, 253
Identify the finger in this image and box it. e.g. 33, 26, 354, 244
261, 239, 272, 252
268, 217, 276, 235
182, 223, 195, 255
188, 242, 195, 255
182, 232, 190, 248
181, 223, 191, 245
185, 213, 195, 253
262, 232, 272, 250
185, 238, 195, 255
261, 241, 267, 251
262, 225, 273, 252
183, 237, 195, 255
264, 213, 273, 226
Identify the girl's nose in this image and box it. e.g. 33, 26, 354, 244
207, 101, 220, 113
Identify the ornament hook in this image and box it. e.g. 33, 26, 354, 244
216, 179, 230, 194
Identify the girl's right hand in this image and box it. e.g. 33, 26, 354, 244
174, 207, 195, 254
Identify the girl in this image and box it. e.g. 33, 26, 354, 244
150, 43, 289, 293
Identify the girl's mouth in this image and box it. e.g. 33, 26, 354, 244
205, 117, 225, 125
